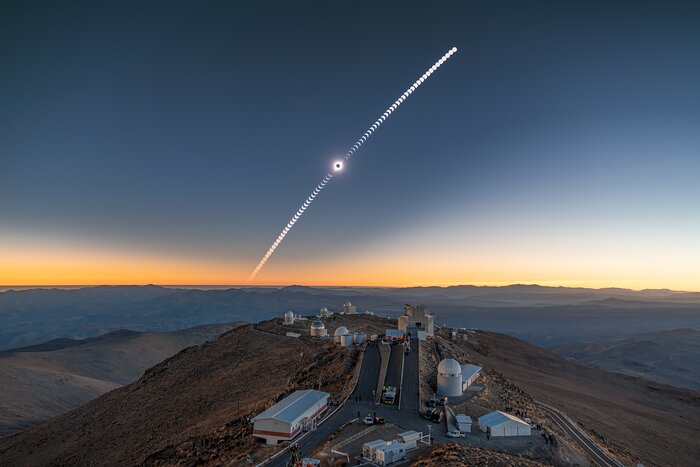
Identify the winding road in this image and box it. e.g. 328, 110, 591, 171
535, 401, 624, 467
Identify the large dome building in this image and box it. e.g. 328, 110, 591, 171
309, 320, 327, 337
333, 326, 349, 343
283, 311, 295, 325
437, 358, 462, 397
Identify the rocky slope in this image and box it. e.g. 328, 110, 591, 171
440, 329, 700, 467
0, 323, 362, 466
0, 323, 240, 436
412, 444, 548, 466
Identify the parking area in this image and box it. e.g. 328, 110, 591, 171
310, 418, 430, 466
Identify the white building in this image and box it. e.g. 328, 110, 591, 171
397, 431, 421, 450
437, 358, 462, 397
339, 333, 354, 347
353, 332, 367, 344
375, 443, 406, 465
319, 307, 333, 318
455, 414, 473, 433
333, 326, 349, 343
252, 389, 329, 444
461, 364, 482, 390
341, 301, 357, 314
283, 311, 295, 325
309, 321, 327, 337
397, 304, 434, 340
478, 411, 531, 437
362, 439, 387, 460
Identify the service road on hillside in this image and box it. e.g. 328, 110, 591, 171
535, 401, 624, 467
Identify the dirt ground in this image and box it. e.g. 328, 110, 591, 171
419, 334, 591, 467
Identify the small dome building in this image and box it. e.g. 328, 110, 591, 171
310, 320, 327, 337
283, 311, 295, 325
334, 326, 349, 343
437, 358, 463, 397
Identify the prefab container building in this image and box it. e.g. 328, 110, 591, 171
455, 414, 473, 432
362, 439, 387, 460
252, 389, 329, 444
397, 430, 421, 450
375, 443, 406, 465
478, 411, 531, 437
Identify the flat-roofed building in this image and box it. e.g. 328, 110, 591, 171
455, 414, 473, 432
461, 364, 482, 389
478, 410, 531, 437
252, 389, 329, 444
362, 439, 387, 460
375, 443, 406, 465
397, 430, 421, 450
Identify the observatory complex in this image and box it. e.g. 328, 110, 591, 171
436, 358, 482, 397
398, 304, 434, 340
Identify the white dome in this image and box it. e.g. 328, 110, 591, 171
320, 307, 328, 312
285, 311, 294, 317
334, 326, 349, 336
438, 358, 462, 376
310, 320, 325, 329
345, 301, 352, 306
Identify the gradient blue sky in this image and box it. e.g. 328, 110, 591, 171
1, 1, 699, 288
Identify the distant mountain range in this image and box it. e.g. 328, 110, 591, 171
1, 284, 699, 351
0, 323, 240, 437
553, 328, 700, 390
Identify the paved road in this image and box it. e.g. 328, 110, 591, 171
385, 343, 404, 389
266, 343, 381, 467
266, 340, 448, 466
353, 343, 380, 402
535, 401, 624, 467
401, 339, 420, 412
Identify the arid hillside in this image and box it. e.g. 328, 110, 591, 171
0, 323, 240, 436
0, 324, 362, 466
443, 329, 700, 467
552, 328, 700, 389
413, 444, 548, 466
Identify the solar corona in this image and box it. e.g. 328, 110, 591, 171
247, 47, 458, 282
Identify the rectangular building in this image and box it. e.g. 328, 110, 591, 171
362, 439, 387, 460
455, 414, 473, 433
397, 430, 421, 450
478, 411, 531, 437
461, 364, 482, 390
375, 443, 406, 465
252, 389, 329, 444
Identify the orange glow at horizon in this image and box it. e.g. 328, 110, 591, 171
2, 230, 699, 291
2, 248, 699, 292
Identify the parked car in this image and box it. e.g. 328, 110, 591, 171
424, 408, 436, 420
373, 416, 386, 425
430, 410, 444, 423
363, 416, 374, 426
446, 430, 465, 438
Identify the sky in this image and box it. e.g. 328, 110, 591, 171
1, 1, 699, 289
